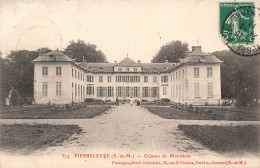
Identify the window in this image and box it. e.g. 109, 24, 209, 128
107, 76, 112, 82
42, 67, 48, 76
182, 69, 184, 79
97, 87, 104, 97
163, 87, 167, 95
151, 87, 158, 97
161, 76, 168, 83
142, 87, 149, 97
78, 85, 80, 97
207, 67, 213, 77
126, 68, 130, 71
153, 76, 157, 82
179, 85, 181, 98
134, 68, 137, 71
144, 76, 148, 82
83, 75, 84, 82
56, 67, 62, 76
83, 86, 85, 98
72, 68, 73, 77
75, 84, 77, 97
176, 85, 178, 98
56, 82, 61, 96
134, 87, 140, 97
78, 72, 80, 80
176, 72, 178, 80
75, 70, 77, 79
87, 86, 94, 95
171, 74, 172, 81
179, 71, 181, 80
116, 87, 122, 97
99, 76, 103, 82
194, 83, 200, 97
126, 87, 130, 97
107, 87, 113, 97
194, 67, 200, 78
126, 76, 130, 82
182, 84, 184, 98
173, 86, 175, 98
118, 68, 122, 71
42, 82, 48, 96
208, 83, 213, 97
87, 75, 93, 82
173, 74, 175, 81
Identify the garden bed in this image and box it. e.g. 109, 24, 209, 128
178, 124, 260, 155
0, 124, 82, 154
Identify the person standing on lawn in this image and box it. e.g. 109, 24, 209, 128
130, 97, 134, 106
116, 97, 119, 106
136, 97, 140, 106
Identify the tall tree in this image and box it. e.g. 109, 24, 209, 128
212, 50, 259, 99
65, 40, 107, 62
152, 40, 189, 63
0, 48, 52, 102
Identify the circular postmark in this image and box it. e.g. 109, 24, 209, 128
220, 3, 260, 56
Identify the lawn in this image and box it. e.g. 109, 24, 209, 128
0, 105, 111, 119
178, 124, 260, 155
144, 106, 260, 121
0, 124, 82, 154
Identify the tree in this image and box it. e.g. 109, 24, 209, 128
236, 88, 254, 107
65, 40, 107, 62
152, 40, 189, 63
212, 50, 259, 100
0, 48, 52, 103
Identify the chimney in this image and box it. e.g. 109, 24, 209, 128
115, 60, 117, 63
138, 60, 141, 64
164, 60, 168, 63
192, 46, 201, 52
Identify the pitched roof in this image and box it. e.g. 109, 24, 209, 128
184, 50, 222, 63
115, 57, 139, 66
167, 49, 222, 72
78, 61, 174, 73
32, 50, 72, 62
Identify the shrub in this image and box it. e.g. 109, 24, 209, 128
236, 88, 254, 107
10, 89, 21, 105
84, 98, 96, 102
161, 98, 170, 102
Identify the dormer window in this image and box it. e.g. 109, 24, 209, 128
134, 68, 137, 71
126, 68, 130, 71
49, 54, 56, 61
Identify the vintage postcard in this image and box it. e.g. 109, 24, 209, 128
0, 0, 259, 167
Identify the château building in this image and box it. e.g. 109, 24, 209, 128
32, 46, 222, 105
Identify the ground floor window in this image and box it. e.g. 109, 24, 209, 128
151, 87, 158, 98
134, 87, 140, 97
142, 87, 150, 97
107, 87, 114, 97
208, 83, 213, 98
75, 84, 77, 97
56, 82, 61, 96
42, 82, 48, 96
97, 87, 104, 97
87, 86, 94, 95
163, 87, 167, 95
194, 83, 200, 98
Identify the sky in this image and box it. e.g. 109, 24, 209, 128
0, 0, 258, 62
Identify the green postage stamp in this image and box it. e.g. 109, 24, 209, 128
220, 2, 260, 56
